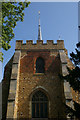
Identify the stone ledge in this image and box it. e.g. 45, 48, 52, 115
64, 92, 72, 100
59, 52, 67, 64
33, 73, 45, 76
13, 51, 21, 64
11, 74, 17, 80
31, 118, 49, 120
8, 93, 15, 101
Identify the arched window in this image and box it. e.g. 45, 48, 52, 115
36, 57, 45, 73
32, 91, 48, 118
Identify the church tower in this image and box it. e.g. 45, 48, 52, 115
2, 12, 77, 119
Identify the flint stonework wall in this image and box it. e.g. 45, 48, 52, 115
16, 50, 66, 118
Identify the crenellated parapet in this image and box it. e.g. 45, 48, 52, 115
15, 40, 64, 50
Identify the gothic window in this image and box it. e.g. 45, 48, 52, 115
36, 57, 45, 73
32, 91, 48, 118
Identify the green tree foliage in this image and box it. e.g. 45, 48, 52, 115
63, 42, 80, 92
60, 42, 80, 119
63, 66, 80, 92
0, 1, 30, 61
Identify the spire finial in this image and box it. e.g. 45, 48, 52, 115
38, 11, 42, 40
38, 11, 40, 25
38, 11, 40, 15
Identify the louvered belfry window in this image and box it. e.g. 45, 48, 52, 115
32, 91, 48, 118
36, 57, 45, 73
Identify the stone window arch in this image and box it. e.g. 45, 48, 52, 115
32, 90, 48, 118
36, 57, 45, 73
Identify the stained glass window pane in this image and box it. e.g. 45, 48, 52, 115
32, 91, 48, 118
36, 103, 39, 117
32, 103, 35, 118
44, 103, 48, 118
40, 103, 43, 118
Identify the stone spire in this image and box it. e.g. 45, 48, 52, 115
38, 11, 42, 40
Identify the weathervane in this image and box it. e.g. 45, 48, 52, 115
59, 35, 61, 40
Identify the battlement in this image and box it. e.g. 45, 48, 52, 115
15, 40, 64, 50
